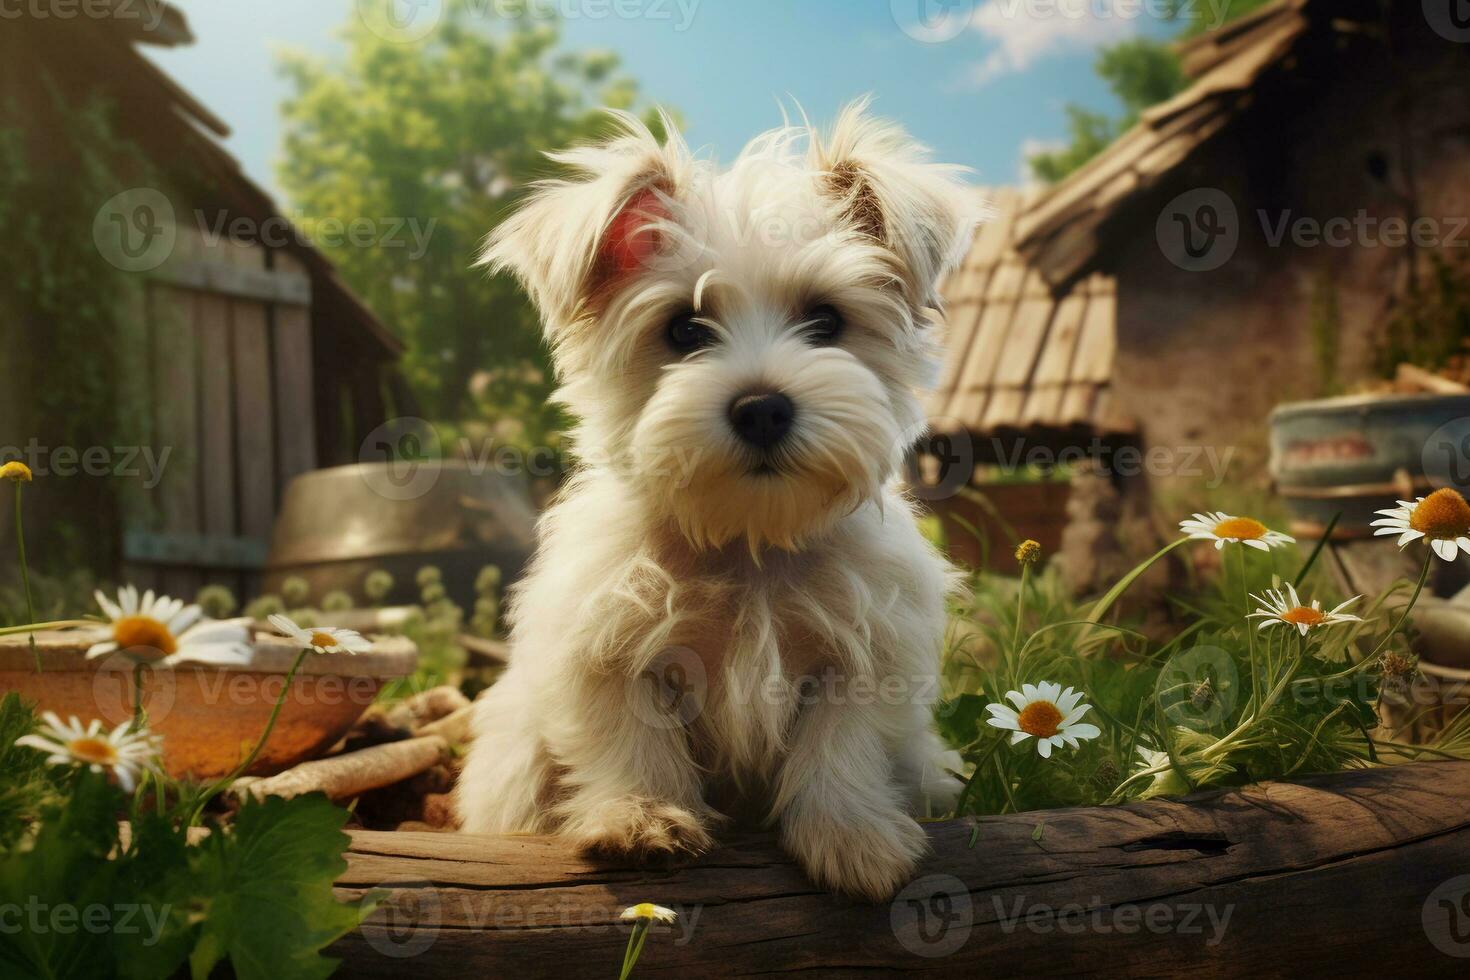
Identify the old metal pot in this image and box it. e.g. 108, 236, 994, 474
1269, 392, 1470, 598
263, 460, 537, 609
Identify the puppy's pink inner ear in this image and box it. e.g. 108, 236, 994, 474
601, 188, 668, 277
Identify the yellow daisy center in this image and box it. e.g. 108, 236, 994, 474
309, 631, 339, 649
630, 903, 657, 919
1409, 488, 1470, 540
1017, 700, 1063, 739
67, 737, 119, 766
1280, 606, 1326, 627
1212, 516, 1267, 541
113, 616, 178, 656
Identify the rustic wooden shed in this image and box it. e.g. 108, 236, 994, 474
1011, 0, 1469, 468
920, 187, 1139, 575
924, 0, 1470, 575
0, 4, 408, 600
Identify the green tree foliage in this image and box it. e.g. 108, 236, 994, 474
1167, 0, 1277, 38
1027, 38, 1186, 183
1027, 0, 1277, 183
276, 3, 666, 430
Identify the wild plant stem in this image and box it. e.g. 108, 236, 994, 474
189, 646, 309, 824
619, 919, 651, 980
1365, 549, 1433, 663
14, 486, 39, 673
1010, 561, 1030, 686
0, 619, 91, 636
1312, 549, 1433, 685
130, 661, 147, 732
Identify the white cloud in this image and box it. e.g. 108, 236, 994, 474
963, 0, 1143, 86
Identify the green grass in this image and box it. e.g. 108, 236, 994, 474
938, 520, 1469, 817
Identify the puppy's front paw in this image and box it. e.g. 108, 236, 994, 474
569, 797, 714, 863
782, 805, 928, 903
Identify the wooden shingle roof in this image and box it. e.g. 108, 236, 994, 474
1013, 0, 1325, 286
926, 188, 1132, 439
928, 0, 1372, 440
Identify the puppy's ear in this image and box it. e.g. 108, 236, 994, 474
811, 99, 981, 307
479, 111, 687, 334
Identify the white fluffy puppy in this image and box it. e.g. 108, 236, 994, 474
456, 100, 978, 901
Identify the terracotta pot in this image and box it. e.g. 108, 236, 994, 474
0, 630, 416, 779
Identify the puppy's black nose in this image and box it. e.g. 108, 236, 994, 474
729, 392, 795, 449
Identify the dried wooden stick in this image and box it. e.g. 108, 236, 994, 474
1396, 362, 1470, 395
459, 634, 509, 666
231, 735, 450, 803
417, 705, 473, 745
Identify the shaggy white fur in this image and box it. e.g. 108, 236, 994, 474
455, 100, 981, 902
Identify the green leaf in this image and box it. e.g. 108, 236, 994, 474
0, 771, 122, 980
113, 814, 198, 980
934, 694, 990, 748
0, 692, 65, 850
187, 794, 371, 980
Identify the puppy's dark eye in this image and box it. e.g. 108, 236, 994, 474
666, 312, 714, 354
801, 305, 844, 346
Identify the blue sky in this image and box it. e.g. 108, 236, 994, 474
146, 0, 1188, 202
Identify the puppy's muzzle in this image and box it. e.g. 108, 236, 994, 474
729, 391, 795, 450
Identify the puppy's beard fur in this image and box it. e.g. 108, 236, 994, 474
632, 340, 901, 555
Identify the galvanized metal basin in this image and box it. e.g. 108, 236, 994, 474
1270, 392, 1470, 599
264, 460, 537, 608
1270, 392, 1470, 537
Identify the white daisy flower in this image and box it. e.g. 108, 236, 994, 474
267, 613, 372, 655
86, 586, 253, 667
1248, 583, 1361, 635
985, 681, 1101, 759
620, 903, 678, 924
15, 712, 161, 792
1370, 488, 1470, 562
1179, 511, 1296, 551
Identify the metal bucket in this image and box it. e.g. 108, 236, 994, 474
1270, 393, 1470, 598
263, 461, 537, 610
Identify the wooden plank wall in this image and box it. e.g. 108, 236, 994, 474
121, 226, 316, 603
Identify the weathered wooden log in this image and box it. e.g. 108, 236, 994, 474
231, 735, 449, 802
330, 761, 1470, 977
